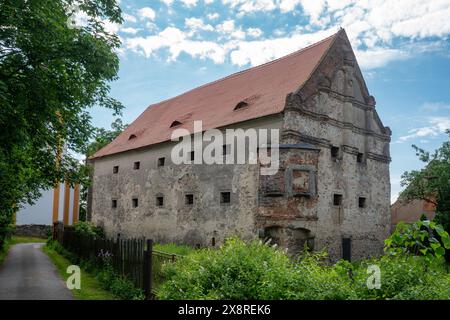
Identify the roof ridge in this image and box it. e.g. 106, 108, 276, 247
145, 30, 340, 110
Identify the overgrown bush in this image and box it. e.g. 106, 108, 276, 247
157, 237, 450, 300
74, 221, 104, 238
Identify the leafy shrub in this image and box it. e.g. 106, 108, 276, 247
157, 237, 296, 300
74, 221, 104, 238
385, 220, 450, 262
157, 237, 450, 300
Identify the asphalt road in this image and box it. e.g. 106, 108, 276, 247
0, 243, 73, 300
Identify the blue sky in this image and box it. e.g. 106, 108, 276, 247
87, 0, 450, 203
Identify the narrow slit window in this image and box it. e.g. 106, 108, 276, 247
220, 192, 231, 204
333, 194, 343, 206
331, 146, 339, 158
222, 144, 230, 155
112, 199, 117, 208
156, 196, 164, 207
185, 194, 194, 205
133, 161, 140, 170
158, 157, 165, 167
358, 197, 366, 208
113, 166, 119, 174
132, 198, 139, 208
357, 153, 364, 163
189, 151, 195, 162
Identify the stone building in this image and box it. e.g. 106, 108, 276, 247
89, 29, 391, 261
391, 198, 435, 229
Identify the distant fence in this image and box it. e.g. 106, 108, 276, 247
52, 222, 182, 299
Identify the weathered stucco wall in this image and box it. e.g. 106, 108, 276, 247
267, 31, 392, 261
91, 115, 282, 246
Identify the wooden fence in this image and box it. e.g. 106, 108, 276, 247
53, 222, 182, 299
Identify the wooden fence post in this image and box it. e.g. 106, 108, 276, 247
143, 239, 153, 300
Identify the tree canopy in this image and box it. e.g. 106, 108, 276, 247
0, 0, 123, 246
400, 130, 450, 261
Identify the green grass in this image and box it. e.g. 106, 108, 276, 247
0, 239, 11, 266
10, 236, 47, 244
43, 244, 117, 300
154, 243, 195, 256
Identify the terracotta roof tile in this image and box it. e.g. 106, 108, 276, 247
92, 31, 338, 159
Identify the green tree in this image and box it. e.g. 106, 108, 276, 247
78, 118, 127, 221
400, 130, 450, 262
0, 0, 123, 247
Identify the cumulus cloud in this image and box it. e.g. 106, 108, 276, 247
185, 17, 214, 33
121, 27, 140, 34
125, 27, 227, 64
138, 7, 156, 21
206, 12, 220, 20
121, 0, 450, 69
123, 13, 137, 23
246, 27, 263, 38
396, 117, 450, 143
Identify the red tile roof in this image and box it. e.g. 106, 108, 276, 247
92, 31, 339, 159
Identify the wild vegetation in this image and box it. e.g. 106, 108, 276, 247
45, 239, 144, 300
157, 222, 450, 300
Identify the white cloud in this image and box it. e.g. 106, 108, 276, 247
160, 0, 174, 5
122, 0, 450, 70
181, 0, 198, 7
246, 27, 263, 38
421, 102, 450, 112
138, 7, 156, 21
354, 48, 409, 70
396, 116, 450, 143
121, 27, 140, 34
206, 12, 220, 20
229, 28, 338, 66
185, 17, 214, 33
126, 27, 227, 64
123, 13, 137, 23
222, 0, 277, 13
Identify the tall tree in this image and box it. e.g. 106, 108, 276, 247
400, 130, 450, 262
0, 0, 123, 247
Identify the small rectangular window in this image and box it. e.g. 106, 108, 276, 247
358, 197, 366, 208
112, 199, 117, 208
189, 151, 195, 162
331, 146, 339, 158
113, 166, 119, 174
156, 196, 164, 207
222, 144, 230, 155
342, 238, 352, 261
133, 161, 140, 170
333, 194, 343, 206
185, 194, 194, 205
357, 153, 364, 163
132, 198, 138, 208
220, 192, 231, 204
158, 157, 165, 167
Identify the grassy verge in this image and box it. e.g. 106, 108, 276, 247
10, 236, 46, 244
43, 243, 117, 300
154, 243, 196, 255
